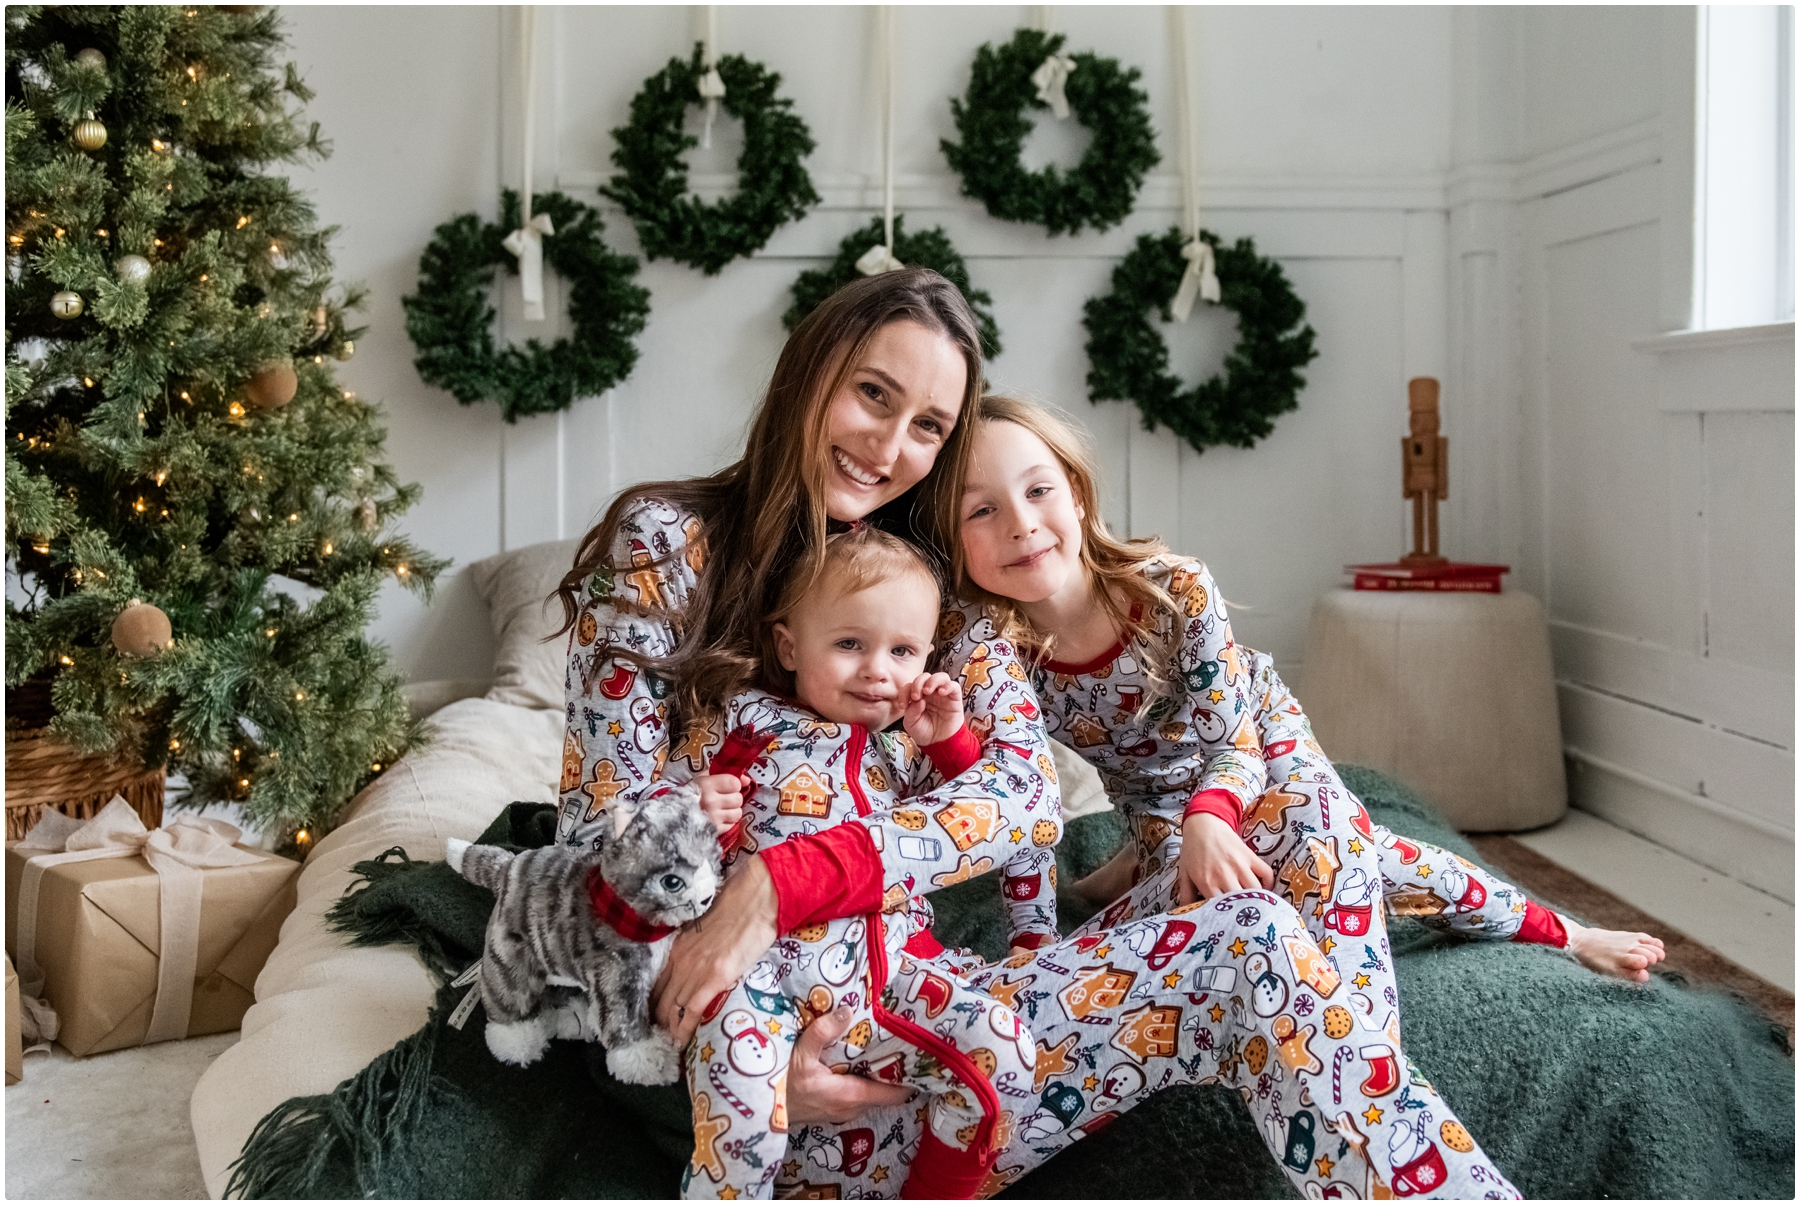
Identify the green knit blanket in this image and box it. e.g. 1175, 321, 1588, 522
227, 768, 1794, 1199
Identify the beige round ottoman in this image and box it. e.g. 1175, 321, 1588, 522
1298, 588, 1567, 832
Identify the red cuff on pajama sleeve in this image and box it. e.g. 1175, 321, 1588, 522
1183, 788, 1244, 830
922, 724, 982, 781
1512, 900, 1569, 948
759, 824, 885, 933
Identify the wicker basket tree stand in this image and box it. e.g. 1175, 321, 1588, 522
5, 680, 164, 842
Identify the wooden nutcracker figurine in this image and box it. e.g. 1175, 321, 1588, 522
1401, 377, 1448, 566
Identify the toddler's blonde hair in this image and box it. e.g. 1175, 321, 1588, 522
756, 524, 944, 701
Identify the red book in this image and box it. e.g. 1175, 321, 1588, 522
1346, 562, 1509, 593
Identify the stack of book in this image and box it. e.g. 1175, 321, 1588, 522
1346, 561, 1509, 593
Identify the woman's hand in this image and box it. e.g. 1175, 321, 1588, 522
651, 855, 779, 1046
694, 772, 749, 836
1071, 842, 1138, 906
785, 1006, 916, 1125
901, 671, 964, 747
1175, 813, 1274, 905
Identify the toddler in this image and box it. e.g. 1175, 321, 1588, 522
672, 525, 1056, 1200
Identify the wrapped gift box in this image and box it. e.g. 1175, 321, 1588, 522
4, 839, 298, 1056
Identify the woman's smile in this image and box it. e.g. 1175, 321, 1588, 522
832, 447, 887, 490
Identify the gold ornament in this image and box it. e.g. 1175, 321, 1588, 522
308, 305, 330, 337
75, 48, 107, 72
73, 112, 108, 151
114, 254, 152, 284
333, 340, 354, 361
245, 361, 298, 410
50, 291, 84, 320
112, 599, 174, 657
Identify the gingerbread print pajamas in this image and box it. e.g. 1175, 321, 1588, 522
673, 687, 1055, 1199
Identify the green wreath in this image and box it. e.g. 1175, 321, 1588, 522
402, 191, 650, 423
602, 45, 819, 276
1084, 227, 1318, 453
941, 28, 1159, 236
784, 216, 1003, 357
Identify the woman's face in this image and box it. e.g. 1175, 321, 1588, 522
822, 320, 967, 522
960, 419, 1086, 603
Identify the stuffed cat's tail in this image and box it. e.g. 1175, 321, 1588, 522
444, 838, 514, 892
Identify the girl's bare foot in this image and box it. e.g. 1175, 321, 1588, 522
1562, 916, 1667, 982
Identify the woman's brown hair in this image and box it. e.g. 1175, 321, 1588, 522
960, 394, 1185, 691
554, 268, 984, 732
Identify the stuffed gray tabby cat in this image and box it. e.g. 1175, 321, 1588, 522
445, 782, 720, 1084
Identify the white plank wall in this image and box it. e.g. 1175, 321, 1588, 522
276, 6, 1792, 892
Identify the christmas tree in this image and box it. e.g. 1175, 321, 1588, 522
5, 6, 447, 844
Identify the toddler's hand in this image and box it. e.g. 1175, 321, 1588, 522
902, 672, 964, 747
1175, 812, 1273, 905
694, 772, 748, 836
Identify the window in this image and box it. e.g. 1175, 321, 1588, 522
1693, 4, 1795, 328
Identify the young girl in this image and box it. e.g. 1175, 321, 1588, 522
934, 393, 1662, 1197
668, 526, 1056, 1200
955, 395, 1665, 980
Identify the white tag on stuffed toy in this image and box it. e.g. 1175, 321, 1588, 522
448, 984, 482, 1031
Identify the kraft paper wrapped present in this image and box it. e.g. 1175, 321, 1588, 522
6, 955, 20, 1084
4, 798, 298, 1057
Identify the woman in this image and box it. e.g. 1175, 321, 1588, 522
554, 269, 1035, 1143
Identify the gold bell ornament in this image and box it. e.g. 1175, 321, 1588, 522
112, 599, 174, 657
50, 291, 84, 320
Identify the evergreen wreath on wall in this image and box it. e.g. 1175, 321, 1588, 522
785, 216, 1003, 357
602, 45, 819, 275
1084, 227, 1318, 453
941, 28, 1159, 236
402, 191, 650, 423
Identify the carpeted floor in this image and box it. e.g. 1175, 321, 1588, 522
1467, 833, 1796, 1041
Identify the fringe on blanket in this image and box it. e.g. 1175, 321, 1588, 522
225, 848, 469, 1199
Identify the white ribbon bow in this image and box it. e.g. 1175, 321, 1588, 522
1031, 52, 1078, 120
501, 212, 556, 322
13, 797, 264, 1046
697, 66, 727, 149
855, 243, 905, 276
1170, 237, 1222, 322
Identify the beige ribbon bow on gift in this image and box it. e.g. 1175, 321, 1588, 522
12, 798, 263, 1046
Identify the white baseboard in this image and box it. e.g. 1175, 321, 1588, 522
1566, 755, 1793, 902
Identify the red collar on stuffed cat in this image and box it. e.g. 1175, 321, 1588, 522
586, 866, 676, 942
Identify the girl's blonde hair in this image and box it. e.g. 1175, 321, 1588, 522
962, 394, 1185, 690
758, 524, 944, 701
